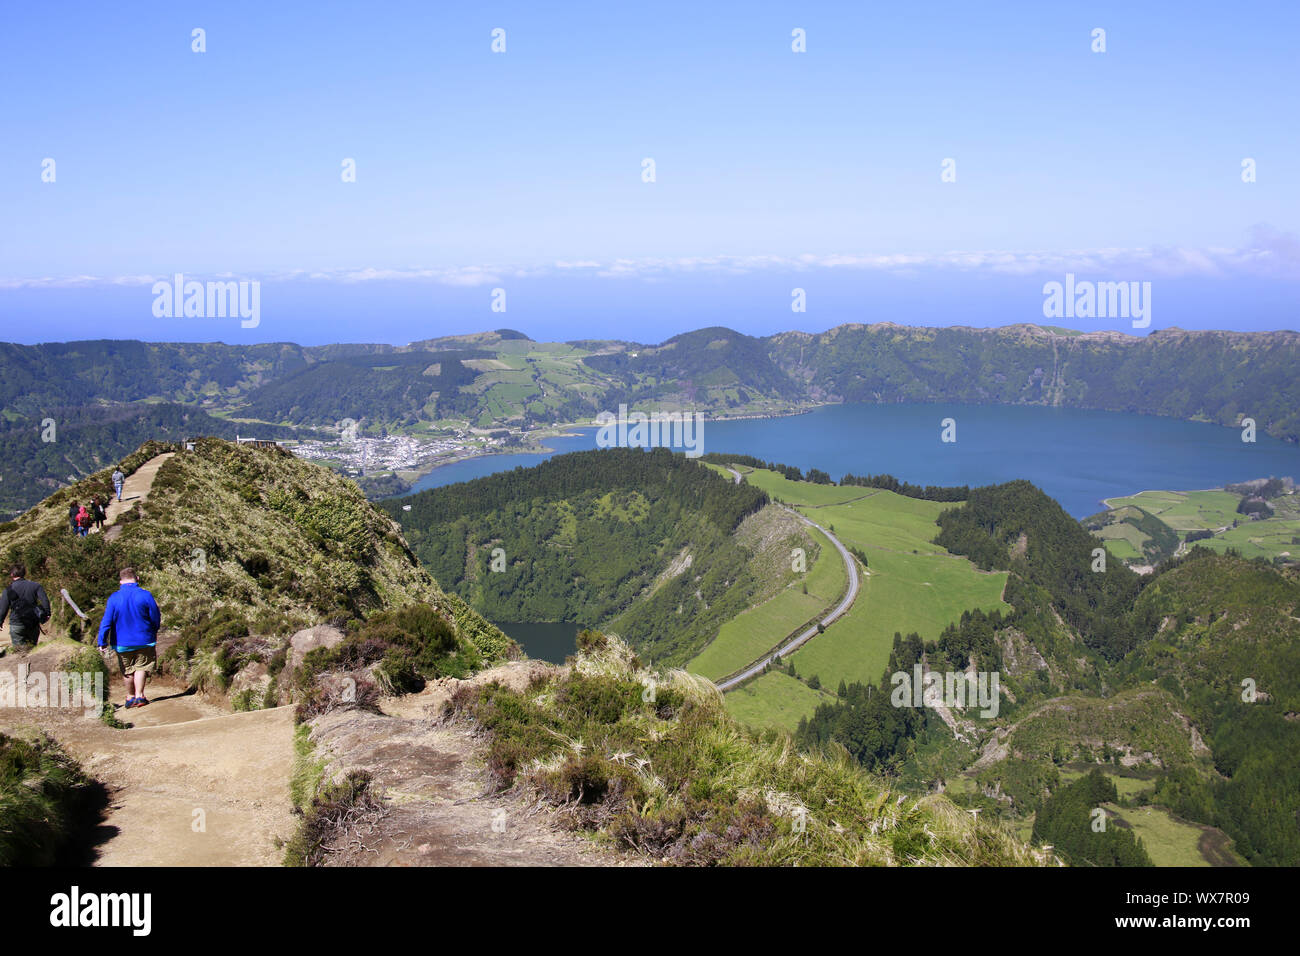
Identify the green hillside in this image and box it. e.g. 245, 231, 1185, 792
383, 448, 783, 665
584, 326, 803, 415
237, 350, 486, 425
688, 522, 843, 681
441, 631, 1047, 866
0, 438, 510, 700
7, 322, 1299, 518
772, 323, 1300, 442
0, 403, 317, 519
741, 473, 1296, 865
938, 498, 1300, 865
1086, 484, 1300, 566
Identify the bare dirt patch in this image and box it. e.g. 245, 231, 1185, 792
305, 661, 635, 866
0, 639, 296, 866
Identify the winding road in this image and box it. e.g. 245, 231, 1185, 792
713, 474, 863, 692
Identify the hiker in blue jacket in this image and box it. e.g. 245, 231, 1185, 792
96, 567, 161, 709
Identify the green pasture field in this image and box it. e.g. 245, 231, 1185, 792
1105, 490, 1241, 532
723, 670, 838, 733
1104, 804, 1246, 867
1094, 523, 1147, 560
1197, 519, 1300, 560
716, 469, 1008, 724
688, 525, 845, 681
790, 546, 1008, 690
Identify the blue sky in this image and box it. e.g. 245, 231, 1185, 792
2, 0, 1297, 344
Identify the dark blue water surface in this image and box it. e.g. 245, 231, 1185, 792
409, 404, 1300, 519
491, 622, 582, 665
407, 432, 597, 493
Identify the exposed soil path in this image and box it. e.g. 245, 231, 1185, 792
0, 641, 297, 866
3, 449, 630, 867
72, 698, 298, 866
302, 662, 637, 867
2, 644, 630, 867
100, 452, 174, 539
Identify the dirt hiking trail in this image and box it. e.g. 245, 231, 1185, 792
1, 644, 630, 866
101, 452, 174, 539
3, 448, 627, 866
306, 661, 636, 867
0, 641, 297, 866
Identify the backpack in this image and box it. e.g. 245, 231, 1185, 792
77, 509, 92, 528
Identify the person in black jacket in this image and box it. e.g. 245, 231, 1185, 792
68, 501, 80, 535
0, 563, 52, 651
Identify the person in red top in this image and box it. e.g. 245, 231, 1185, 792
75, 505, 93, 537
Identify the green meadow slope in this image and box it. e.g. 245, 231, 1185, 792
707, 465, 1009, 728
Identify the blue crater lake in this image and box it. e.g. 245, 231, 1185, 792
410, 404, 1300, 520
412, 404, 1300, 662
407, 431, 597, 494
491, 621, 582, 665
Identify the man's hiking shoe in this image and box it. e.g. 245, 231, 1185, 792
124, 697, 141, 708
135, 697, 149, 707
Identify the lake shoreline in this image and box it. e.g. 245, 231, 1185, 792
390, 402, 1300, 519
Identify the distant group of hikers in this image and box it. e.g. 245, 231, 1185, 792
68, 497, 107, 536
66, 469, 123, 537
0, 561, 160, 710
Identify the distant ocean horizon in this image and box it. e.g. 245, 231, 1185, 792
406, 403, 1300, 519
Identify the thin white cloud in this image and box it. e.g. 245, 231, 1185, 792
2, 231, 1296, 290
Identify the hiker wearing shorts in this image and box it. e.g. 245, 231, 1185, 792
111, 468, 125, 502
96, 567, 161, 709
0, 564, 51, 652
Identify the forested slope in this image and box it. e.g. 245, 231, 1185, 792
384, 448, 773, 664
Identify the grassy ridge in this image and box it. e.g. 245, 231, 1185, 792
0, 438, 511, 700
443, 633, 1046, 866
995, 689, 1201, 770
